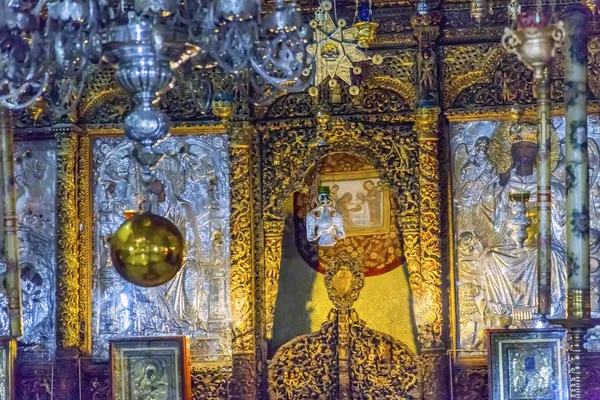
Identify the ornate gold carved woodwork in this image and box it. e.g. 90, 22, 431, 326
79, 68, 235, 125
451, 368, 488, 400
229, 121, 256, 354
421, 351, 448, 400
259, 119, 441, 349
231, 353, 257, 399
444, 103, 600, 122
54, 125, 82, 355
78, 133, 92, 355
268, 256, 421, 399
79, 67, 124, 121
80, 361, 111, 400
370, 33, 416, 48
264, 220, 284, 340
368, 75, 415, 109
85, 95, 131, 126
588, 36, 600, 100
268, 318, 339, 399
16, 363, 53, 400
261, 120, 417, 220
327, 256, 365, 398
191, 365, 232, 400
363, 49, 417, 106
441, 44, 507, 108
412, 11, 442, 106
251, 125, 268, 400
452, 54, 538, 108
441, 40, 600, 110
414, 108, 443, 349
228, 119, 258, 399
260, 50, 416, 120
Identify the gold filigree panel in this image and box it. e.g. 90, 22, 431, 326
260, 120, 418, 221
442, 39, 600, 110
78, 67, 124, 121
191, 364, 231, 399
588, 36, 600, 100
268, 255, 421, 399
229, 143, 255, 353
260, 118, 444, 351
55, 125, 84, 355
441, 43, 506, 108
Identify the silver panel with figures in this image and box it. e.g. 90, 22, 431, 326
0, 141, 57, 360
92, 135, 232, 362
451, 117, 600, 351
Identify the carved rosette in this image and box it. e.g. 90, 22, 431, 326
54, 124, 82, 355
228, 118, 258, 398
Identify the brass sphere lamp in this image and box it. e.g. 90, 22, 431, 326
110, 211, 185, 287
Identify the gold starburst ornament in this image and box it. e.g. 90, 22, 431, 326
307, 5, 371, 87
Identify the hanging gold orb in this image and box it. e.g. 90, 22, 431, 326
110, 212, 185, 287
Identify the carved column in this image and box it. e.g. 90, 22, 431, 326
414, 107, 447, 399
412, 9, 447, 397
53, 124, 82, 400
0, 107, 20, 400
564, 5, 591, 319
228, 117, 258, 399
535, 70, 553, 316
553, 7, 595, 400
264, 220, 284, 341
414, 110, 443, 348
0, 107, 23, 338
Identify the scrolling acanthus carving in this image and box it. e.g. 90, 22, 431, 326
55, 125, 82, 355
268, 255, 421, 399
260, 118, 443, 348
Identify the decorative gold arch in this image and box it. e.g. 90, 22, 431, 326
441, 44, 507, 107
258, 114, 443, 353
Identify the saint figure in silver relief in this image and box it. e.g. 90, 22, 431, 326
92, 136, 232, 361
453, 117, 567, 349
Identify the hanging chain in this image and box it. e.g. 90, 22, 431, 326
310, 155, 323, 208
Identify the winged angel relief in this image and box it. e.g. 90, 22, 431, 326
92, 136, 231, 360
306, 188, 346, 247
452, 118, 600, 350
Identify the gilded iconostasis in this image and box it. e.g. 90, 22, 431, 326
4, 0, 600, 399
272, 153, 417, 354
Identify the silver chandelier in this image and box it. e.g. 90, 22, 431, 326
0, 0, 311, 175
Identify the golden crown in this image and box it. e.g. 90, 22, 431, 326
507, 106, 538, 144
508, 122, 538, 144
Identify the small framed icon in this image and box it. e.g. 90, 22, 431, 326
488, 329, 568, 400
110, 336, 191, 400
